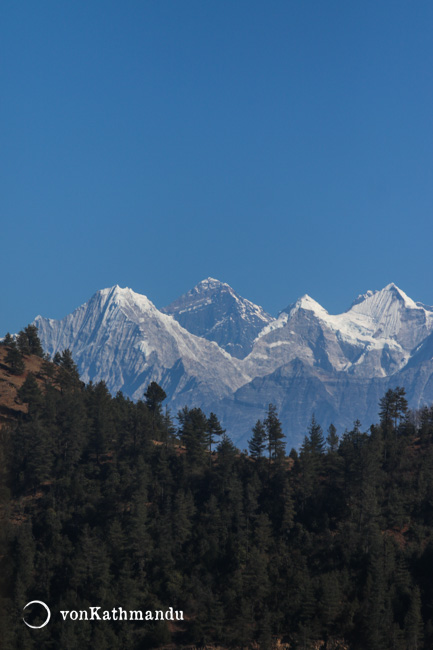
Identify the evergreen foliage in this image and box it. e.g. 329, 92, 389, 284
16, 324, 44, 357
5, 343, 25, 375
206, 412, 225, 457
144, 381, 167, 413
2, 376, 433, 649
178, 406, 208, 466
379, 387, 408, 430
2, 332, 14, 346
326, 422, 339, 453
56, 349, 81, 391
17, 372, 43, 417
264, 403, 285, 461
248, 419, 267, 459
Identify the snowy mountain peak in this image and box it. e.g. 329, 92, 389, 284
98, 284, 143, 301
34, 285, 250, 413
163, 279, 273, 358
31, 280, 433, 450
195, 277, 230, 292
382, 283, 418, 308
349, 284, 417, 312
296, 294, 327, 313
281, 294, 327, 318
348, 283, 418, 320
94, 285, 157, 319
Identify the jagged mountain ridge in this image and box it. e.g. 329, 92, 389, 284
34, 286, 250, 413
162, 277, 274, 359
33, 281, 433, 449
246, 283, 433, 381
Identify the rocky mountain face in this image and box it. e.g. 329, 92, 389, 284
34, 281, 433, 450
34, 286, 250, 413
162, 277, 274, 358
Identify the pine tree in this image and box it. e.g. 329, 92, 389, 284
307, 414, 325, 455
248, 419, 267, 459
280, 475, 295, 538
55, 388, 88, 473
298, 417, 326, 515
41, 356, 56, 380
16, 324, 44, 357
206, 412, 225, 457
16, 329, 31, 355
264, 404, 285, 461
379, 387, 408, 432
326, 423, 339, 452
144, 381, 167, 439
144, 381, 166, 414
18, 372, 43, 417
5, 344, 25, 375
57, 349, 81, 391
178, 406, 208, 467
216, 433, 238, 468
161, 406, 176, 448
87, 381, 115, 462
13, 419, 53, 490
2, 332, 14, 346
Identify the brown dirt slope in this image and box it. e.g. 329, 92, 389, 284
0, 347, 46, 426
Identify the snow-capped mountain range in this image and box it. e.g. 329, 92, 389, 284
162, 277, 273, 359
34, 279, 433, 449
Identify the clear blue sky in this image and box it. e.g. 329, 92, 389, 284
1, 1, 432, 333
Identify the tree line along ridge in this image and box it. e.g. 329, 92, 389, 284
0, 326, 432, 649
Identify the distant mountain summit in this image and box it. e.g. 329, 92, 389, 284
34, 285, 249, 411
33, 281, 433, 449
162, 278, 274, 358
245, 283, 433, 379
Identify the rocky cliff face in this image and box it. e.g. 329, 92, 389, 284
34, 285, 250, 413
34, 281, 433, 449
162, 277, 274, 359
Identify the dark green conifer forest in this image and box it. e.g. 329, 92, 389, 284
1, 330, 433, 648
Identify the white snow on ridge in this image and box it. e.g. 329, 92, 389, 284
35, 284, 253, 404
31, 280, 433, 449
99, 285, 157, 316
249, 283, 433, 378
194, 277, 230, 292
255, 312, 289, 341
190, 278, 273, 324
288, 294, 329, 318
35, 281, 433, 407
349, 283, 417, 320
278, 283, 433, 348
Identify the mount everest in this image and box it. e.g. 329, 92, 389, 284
34, 279, 433, 449
162, 277, 273, 359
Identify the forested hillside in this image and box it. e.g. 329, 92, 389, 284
1, 330, 433, 649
